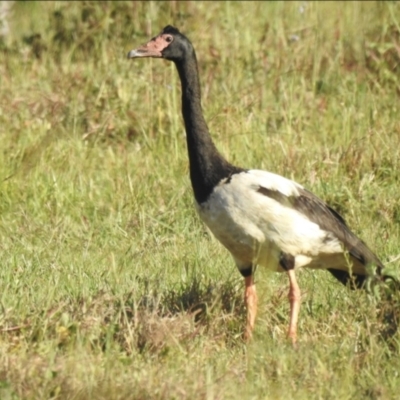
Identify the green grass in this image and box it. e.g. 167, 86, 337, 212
1, 1, 400, 398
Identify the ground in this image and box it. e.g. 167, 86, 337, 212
0, 1, 400, 399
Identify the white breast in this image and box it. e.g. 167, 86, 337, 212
195, 170, 343, 271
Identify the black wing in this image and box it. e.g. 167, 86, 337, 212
294, 188, 383, 287
293, 188, 382, 267
257, 185, 384, 288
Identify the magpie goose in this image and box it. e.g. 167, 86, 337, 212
127, 25, 384, 342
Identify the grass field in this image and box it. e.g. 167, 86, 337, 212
1, 1, 400, 399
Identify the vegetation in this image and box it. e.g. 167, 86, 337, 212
1, 1, 400, 398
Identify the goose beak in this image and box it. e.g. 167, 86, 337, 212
127, 49, 144, 58
127, 41, 163, 59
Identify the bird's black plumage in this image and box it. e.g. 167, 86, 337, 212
159, 26, 245, 203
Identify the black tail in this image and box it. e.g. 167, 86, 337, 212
328, 266, 399, 290
327, 268, 367, 289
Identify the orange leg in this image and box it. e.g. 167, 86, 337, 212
244, 275, 257, 340
287, 269, 301, 344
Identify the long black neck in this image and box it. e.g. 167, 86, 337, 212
174, 51, 243, 204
